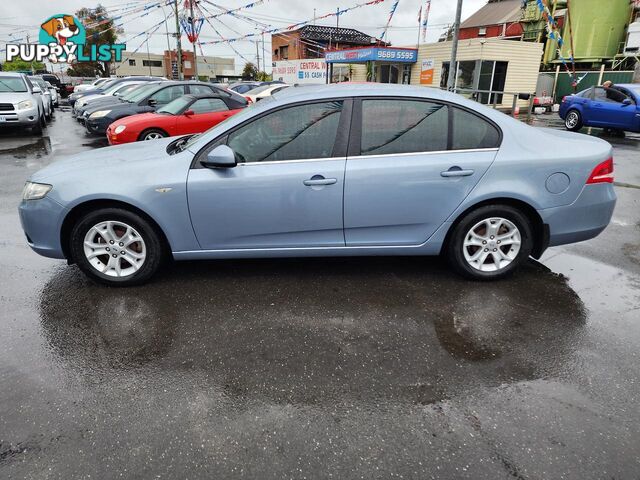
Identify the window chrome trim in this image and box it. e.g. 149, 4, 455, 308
348, 147, 499, 161
235, 148, 498, 166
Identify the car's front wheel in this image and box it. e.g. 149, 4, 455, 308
447, 205, 533, 280
139, 129, 168, 141
70, 208, 165, 286
564, 110, 582, 131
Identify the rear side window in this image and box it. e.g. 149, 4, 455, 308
190, 84, 215, 95
227, 101, 343, 163
360, 100, 448, 155
451, 108, 501, 150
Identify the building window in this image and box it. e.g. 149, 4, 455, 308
478, 27, 487, 36
128, 59, 136, 66
280, 45, 289, 60
441, 60, 508, 104
142, 59, 163, 68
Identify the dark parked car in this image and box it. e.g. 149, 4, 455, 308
68, 76, 165, 107
84, 81, 248, 135
228, 80, 285, 94
559, 84, 640, 134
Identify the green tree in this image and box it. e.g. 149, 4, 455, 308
1, 58, 45, 73
256, 71, 271, 81
67, 4, 123, 77
242, 62, 258, 80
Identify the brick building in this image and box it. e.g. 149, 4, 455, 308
272, 25, 387, 61
458, 0, 524, 40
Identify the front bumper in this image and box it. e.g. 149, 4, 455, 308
18, 196, 67, 259
539, 183, 617, 247
0, 106, 40, 127
85, 116, 111, 135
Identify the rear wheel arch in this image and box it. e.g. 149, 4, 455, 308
442, 198, 547, 259
60, 199, 171, 263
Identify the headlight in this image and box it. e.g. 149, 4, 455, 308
16, 100, 34, 110
22, 182, 52, 201
90, 110, 111, 119
114, 125, 126, 134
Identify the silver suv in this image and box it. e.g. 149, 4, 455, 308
0, 72, 46, 135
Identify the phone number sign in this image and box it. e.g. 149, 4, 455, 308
325, 47, 417, 64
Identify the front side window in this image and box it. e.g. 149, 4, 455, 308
190, 98, 228, 114
227, 101, 343, 163
360, 100, 448, 156
451, 108, 501, 150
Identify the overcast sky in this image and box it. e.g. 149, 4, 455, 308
0, 0, 487, 73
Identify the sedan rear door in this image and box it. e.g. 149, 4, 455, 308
343, 98, 500, 246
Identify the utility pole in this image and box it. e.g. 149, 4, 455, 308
255, 41, 260, 73
146, 33, 152, 75
262, 32, 266, 76
189, 0, 198, 79
447, 0, 463, 91
174, 0, 183, 80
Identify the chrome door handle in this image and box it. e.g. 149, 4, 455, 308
303, 177, 337, 186
441, 168, 475, 178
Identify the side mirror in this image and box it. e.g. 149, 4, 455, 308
148, 98, 157, 107
622, 98, 633, 106
184, 109, 195, 116
201, 145, 237, 169
32, 86, 42, 94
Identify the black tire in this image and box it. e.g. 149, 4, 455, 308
32, 112, 44, 135
447, 205, 534, 281
70, 208, 165, 286
138, 128, 168, 142
564, 109, 582, 132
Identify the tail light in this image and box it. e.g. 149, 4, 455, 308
586, 157, 614, 184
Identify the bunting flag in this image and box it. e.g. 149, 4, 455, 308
204, 0, 267, 20
380, 0, 400, 41
180, 0, 205, 43
534, 0, 582, 85
200, 0, 385, 46
421, 0, 431, 42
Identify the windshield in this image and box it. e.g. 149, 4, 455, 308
99, 79, 119, 91
157, 96, 191, 115
124, 83, 161, 103
246, 85, 273, 96
103, 82, 130, 95
0, 76, 27, 92
115, 84, 141, 96
28, 77, 46, 89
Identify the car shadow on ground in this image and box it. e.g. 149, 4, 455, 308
38, 256, 587, 406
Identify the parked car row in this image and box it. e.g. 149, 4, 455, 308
0, 72, 60, 135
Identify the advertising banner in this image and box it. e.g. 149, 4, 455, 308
272, 59, 327, 84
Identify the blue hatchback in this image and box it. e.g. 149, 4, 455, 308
559, 83, 640, 133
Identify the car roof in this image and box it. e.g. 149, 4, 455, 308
0, 72, 25, 77
271, 83, 458, 103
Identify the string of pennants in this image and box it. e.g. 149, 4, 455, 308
200, 0, 385, 45
535, 0, 587, 87
380, 0, 400, 41
203, 0, 268, 20
180, 0, 205, 43
115, 19, 165, 71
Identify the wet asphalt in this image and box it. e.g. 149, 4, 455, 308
1, 106, 639, 480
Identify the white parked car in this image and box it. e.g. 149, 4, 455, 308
45, 81, 59, 107
27, 76, 52, 121
74, 78, 110, 93
245, 84, 290, 103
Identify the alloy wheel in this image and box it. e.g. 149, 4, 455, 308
566, 111, 579, 129
462, 217, 522, 273
143, 132, 164, 140
83, 220, 146, 278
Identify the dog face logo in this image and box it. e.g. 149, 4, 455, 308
39, 14, 85, 63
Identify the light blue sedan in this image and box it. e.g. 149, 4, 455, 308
19, 84, 616, 286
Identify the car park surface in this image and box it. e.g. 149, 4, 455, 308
1, 104, 640, 478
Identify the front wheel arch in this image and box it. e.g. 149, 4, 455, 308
442, 198, 546, 260
60, 199, 171, 263
138, 128, 169, 141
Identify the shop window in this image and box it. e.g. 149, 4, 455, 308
378, 64, 400, 84
441, 60, 508, 104
143, 59, 163, 68
360, 100, 448, 155
331, 65, 351, 83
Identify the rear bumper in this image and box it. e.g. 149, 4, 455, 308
539, 183, 616, 247
18, 196, 67, 259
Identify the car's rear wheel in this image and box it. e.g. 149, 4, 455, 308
139, 129, 168, 141
447, 205, 533, 281
70, 208, 165, 286
565, 110, 582, 131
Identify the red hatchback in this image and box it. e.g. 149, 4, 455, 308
107, 94, 244, 145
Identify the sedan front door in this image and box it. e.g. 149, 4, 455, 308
178, 97, 235, 135
187, 99, 350, 250
344, 99, 500, 246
